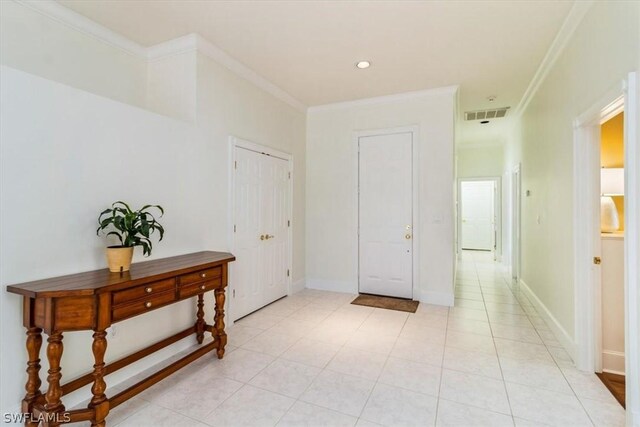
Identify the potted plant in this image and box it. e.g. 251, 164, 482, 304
97, 201, 165, 272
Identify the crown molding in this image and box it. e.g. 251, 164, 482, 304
15, 0, 306, 113
513, 0, 595, 118
307, 85, 459, 113
17, 0, 147, 57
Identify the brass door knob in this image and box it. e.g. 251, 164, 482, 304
260, 235, 265, 240
594, 257, 601, 265
405, 234, 412, 240
266, 234, 275, 240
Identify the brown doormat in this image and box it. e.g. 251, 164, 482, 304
351, 294, 419, 313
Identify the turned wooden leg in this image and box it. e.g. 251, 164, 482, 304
44, 332, 64, 426
213, 288, 227, 359
22, 327, 43, 427
196, 294, 205, 344
89, 330, 109, 427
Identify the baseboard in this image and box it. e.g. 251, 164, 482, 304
519, 279, 577, 360
291, 278, 305, 294
602, 350, 625, 375
419, 290, 454, 307
305, 278, 357, 294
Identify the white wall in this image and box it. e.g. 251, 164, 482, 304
0, 3, 306, 416
306, 89, 457, 305
504, 1, 639, 342
0, 1, 147, 108
0, 66, 208, 414
456, 145, 504, 178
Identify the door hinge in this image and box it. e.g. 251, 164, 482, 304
287, 220, 290, 227
234, 161, 237, 169
288, 172, 291, 179
234, 224, 236, 233
287, 269, 290, 277
233, 289, 236, 298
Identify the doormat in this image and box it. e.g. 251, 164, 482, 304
351, 294, 419, 313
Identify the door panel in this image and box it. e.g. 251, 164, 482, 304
233, 147, 290, 320
233, 148, 263, 319
359, 132, 413, 299
461, 181, 495, 250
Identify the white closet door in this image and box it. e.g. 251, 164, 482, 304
263, 155, 289, 304
233, 147, 264, 319
233, 147, 290, 320
358, 132, 413, 299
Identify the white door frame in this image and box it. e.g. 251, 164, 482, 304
573, 72, 639, 426
353, 126, 419, 300
228, 136, 294, 323
457, 177, 502, 259
511, 164, 522, 282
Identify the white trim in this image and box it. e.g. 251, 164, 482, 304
419, 290, 454, 307
17, 0, 147, 57
520, 279, 577, 360
514, 1, 594, 118
623, 72, 639, 427
13, 1, 306, 113
602, 350, 625, 376
354, 126, 420, 300
228, 136, 294, 322
306, 279, 357, 294
456, 177, 502, 260
308, 86, 459, 113
600, 97, 625, 125
511, 164, 522, 282
193, 35, 306, 112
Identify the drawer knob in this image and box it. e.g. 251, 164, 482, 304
200, 273, 206, 278
200, 284, 206, 290
145, 301, 152, 308
145, 287, 153, 293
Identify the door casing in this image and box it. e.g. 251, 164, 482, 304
353, 126, 420, 300
228, 136, 293, 323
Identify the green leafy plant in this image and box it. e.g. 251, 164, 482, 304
97, 201, 165, 256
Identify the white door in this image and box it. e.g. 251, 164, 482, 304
358, 132, 413, 299
233, 147, 289, 320
461, 181, 495, 251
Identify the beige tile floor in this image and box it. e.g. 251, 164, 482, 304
92, 250, 624, 426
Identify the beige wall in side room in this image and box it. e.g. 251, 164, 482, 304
0, 1, 147, 108
504, 1, 639, 340
457, 145, 504, 178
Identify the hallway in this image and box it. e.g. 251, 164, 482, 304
79, 251, 625, 426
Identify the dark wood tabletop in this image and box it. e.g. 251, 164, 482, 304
6, 251, 235, 298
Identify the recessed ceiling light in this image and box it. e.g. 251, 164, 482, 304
480, 120, 490, 124
356, 61, 371, 69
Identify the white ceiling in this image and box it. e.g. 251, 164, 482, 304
57, 0, 574, 146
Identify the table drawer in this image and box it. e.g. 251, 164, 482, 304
178, 278, 222, 299
179, 267, 222, 286
112, 289, 177, 322
112, 278, 176, 306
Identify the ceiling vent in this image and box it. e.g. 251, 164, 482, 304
464, 107, 510, 121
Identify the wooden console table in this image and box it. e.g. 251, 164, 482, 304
7, 251, 235, 427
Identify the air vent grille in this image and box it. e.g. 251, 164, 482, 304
464, 107, 510, 121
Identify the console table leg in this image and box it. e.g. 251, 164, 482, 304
23, 327, 43, 427
89, 330, 109, 427
44, 332, 64, 426
196, 294, 205, 344
213, 288, 227, 359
